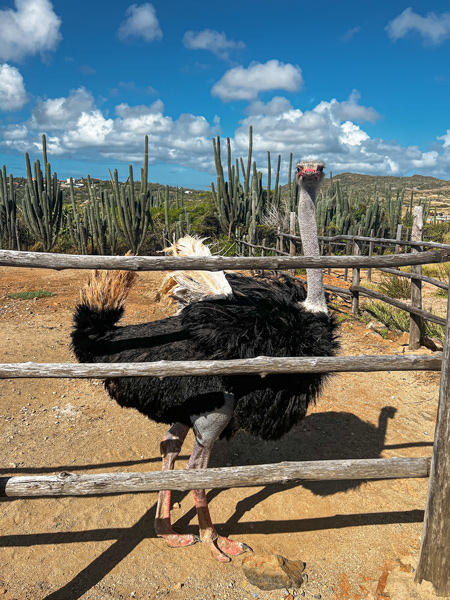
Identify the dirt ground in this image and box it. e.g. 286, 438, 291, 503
0, 266, 447, 600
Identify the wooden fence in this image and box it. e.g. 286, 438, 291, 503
0, 248, 449, 595
238, 208, 450, 351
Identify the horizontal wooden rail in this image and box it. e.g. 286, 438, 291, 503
0, 457, 432, 498
284, 232, 450, 252
236, 239, 290, 256
0, 354, 442, 379
0, 249, 449, 271
377, 267, 449, 291
352, 285, 447, 327
325, 284, 352, 297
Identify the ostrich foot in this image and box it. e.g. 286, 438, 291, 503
202, 532, 252, 562
155, 518, 199, 548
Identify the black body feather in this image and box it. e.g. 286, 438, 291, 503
71, 272, 340, 440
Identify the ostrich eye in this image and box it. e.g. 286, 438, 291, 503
296, 165, 302, 173
317, 165, 324, 172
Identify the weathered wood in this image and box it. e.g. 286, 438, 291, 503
410, 207, 424, 350
0, 354, 442, 379
284, 232, 450, 252
1, 249, 449, 271
328, 239, 332, 276
352, 285, 446, 327
395, 224, 403, 255
0, 457, 432, 498
324, 284, 352, 298
377, 267, 449, 291
367, 229, 374, 281
289, 212, 296, 275
416, 272, 450, 596
352, 230, 362, 315
344, 240, 351, 282
237, 239, 290, 256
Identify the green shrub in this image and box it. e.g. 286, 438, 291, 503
377, 273, 411, 299
7, 290, 55, 300
364, 300, 445, 341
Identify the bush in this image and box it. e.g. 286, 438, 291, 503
364, 300, 445, 341
377, 273, 411, 299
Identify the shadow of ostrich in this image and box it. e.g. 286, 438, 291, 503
170, 406, 402, 534
210, 405, 399, 497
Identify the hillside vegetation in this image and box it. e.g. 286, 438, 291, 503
1, 130, 450, 255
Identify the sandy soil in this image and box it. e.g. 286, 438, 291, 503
0, 266, 447, 600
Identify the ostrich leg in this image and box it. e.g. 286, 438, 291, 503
154, 422, 199, 548
188, 393, 251, 562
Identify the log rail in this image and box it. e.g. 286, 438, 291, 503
0, 457, 431, 498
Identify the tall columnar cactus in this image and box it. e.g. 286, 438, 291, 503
66, 177, 89, 254
22, 134, 63, 252
108, 136, 153, 254
84, 175, 119, 254
0, 166, 18, 249
315, 177, 409, 241
164, 184, 170, 237
211, 126, 281, 237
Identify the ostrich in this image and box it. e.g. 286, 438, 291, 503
71, 159, 340, 562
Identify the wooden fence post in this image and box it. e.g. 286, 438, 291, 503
344, 240, 351, 281
352, 230, 362, 315
415, 270, 450, 596
395, 224, 403, 254
367, 229, 375, 282
276, 227, 282, 256
328, 238, 332, 276
290, 212, 296, 275
409, 207, 423, 350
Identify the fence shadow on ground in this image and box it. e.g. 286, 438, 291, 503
0, 404, 431, 600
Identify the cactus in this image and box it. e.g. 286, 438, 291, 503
164, 184, 170, 239
85, 175, 120, 254
66, 177, 89, 254
108, 136, 153, 254
211, 126, 281, 237
22, 134, 63, 252
0, 166, 18, 249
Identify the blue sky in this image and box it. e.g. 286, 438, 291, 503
1, 1, 450, 188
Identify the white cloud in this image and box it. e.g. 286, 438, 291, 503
30, 87, 95, 129
339, 121, 370, 146
315, 90, 380, 124
340, 26, 361, 42
63, 111, 115, 149
3, 86, 450, 180
118, 3, 162, 42
233, 92, 450, 179
115, 99, 164, 119
0, 0, 62, 62
0, 64, 27, 111
245, 96, 294, 116
386, 8, 450, 45
211, 60, 303, 102
182, 29, 245, 60
0, 89, 220, 171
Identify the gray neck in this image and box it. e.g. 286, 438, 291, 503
297, 183, 328, 315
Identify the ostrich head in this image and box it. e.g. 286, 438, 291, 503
295, 159, 325, 195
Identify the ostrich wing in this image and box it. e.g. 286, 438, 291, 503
159, 236, 232, 306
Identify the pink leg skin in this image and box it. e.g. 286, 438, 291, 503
187, 442, 252, 562
155, 423, 199, 548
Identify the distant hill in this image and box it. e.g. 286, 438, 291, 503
326, 172, 450, 193
318, 172, 450, 212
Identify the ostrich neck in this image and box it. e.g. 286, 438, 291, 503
297, 184, 328, 315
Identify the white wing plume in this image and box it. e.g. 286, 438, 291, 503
158, 235, 232, 307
